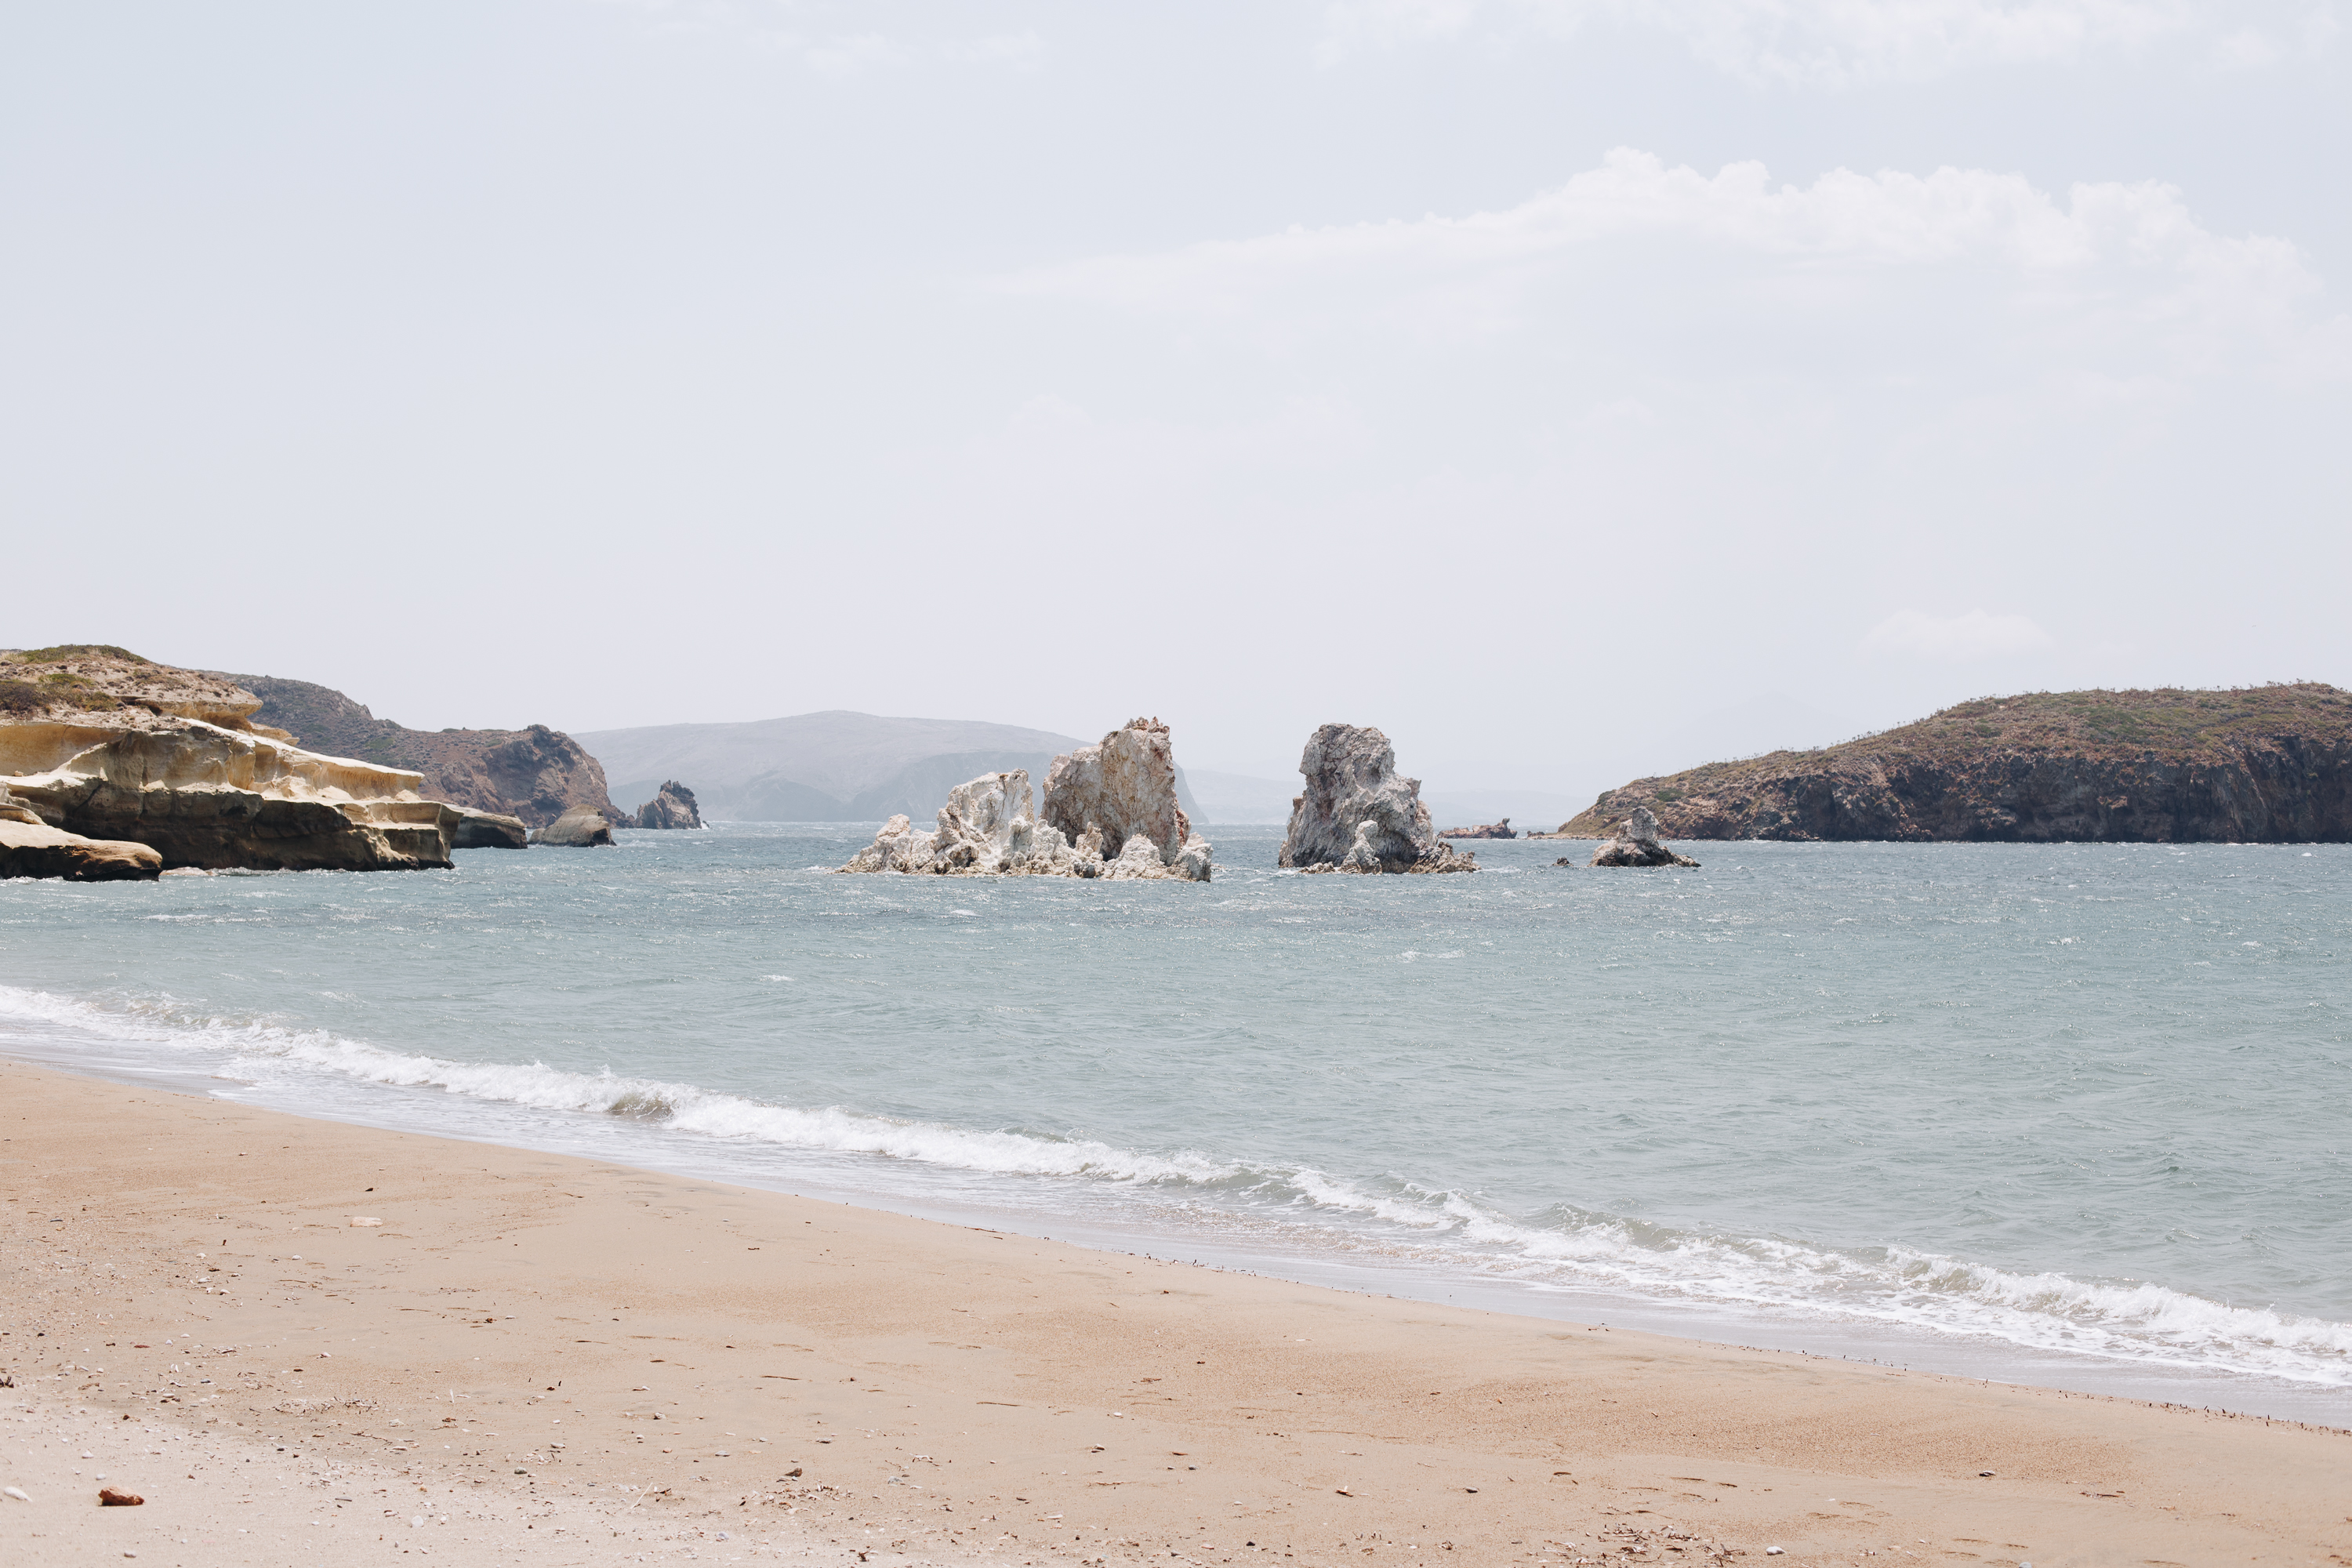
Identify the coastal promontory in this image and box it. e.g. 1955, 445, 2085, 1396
1555, 684, 2352, 843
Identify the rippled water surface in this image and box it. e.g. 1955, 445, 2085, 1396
3, 828, 2346, 1416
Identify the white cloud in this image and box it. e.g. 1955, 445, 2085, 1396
1862, 608, 2057, 659
1317, 0, 2331, 83
1003, 150, 2340, 386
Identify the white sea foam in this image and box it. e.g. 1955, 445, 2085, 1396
3, 979, 2347, 1390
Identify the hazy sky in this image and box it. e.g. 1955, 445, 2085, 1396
7, 2, 2346, 800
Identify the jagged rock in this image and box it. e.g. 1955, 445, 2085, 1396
634, 781, 703, 829
530, 804, 615, 847
843, 770, 1089, 876
1439, 818, 1515, 840
1040, 718, 1212, 880
451, 808, 529, 849
1279, 724, 1476, 874
841, 759, 1211, 881
0, 787, 162, 880
1587, 807, 1700, 868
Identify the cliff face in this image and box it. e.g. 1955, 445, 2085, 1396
219, 674, 621, 829
1559, 684, 2352, 843
0, 648, 461, 871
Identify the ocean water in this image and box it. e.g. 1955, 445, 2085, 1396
3, 826, 2347, 1421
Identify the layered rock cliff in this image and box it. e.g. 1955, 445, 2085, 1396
216, 673, 622, 830
1557, 684, 2352, 843
0, 648, 463, 871
842, 718, 1213, 880
1279, 724, 1475, 873
0, 785, 162, 880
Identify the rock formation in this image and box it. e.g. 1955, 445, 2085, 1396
1278, 724, 1475, 874
215, 673, 623, 830
1038, 718, 1212, 879
531, 804, 616, 847
1555, 684, 2352, 844
1583, 806, 1700, 868
634, 781, 703, 829
452, 809, 530, 849
1439, 818, 1515, 840
1, 648, 463, 872
842, 719, 1214, 880
0, 786, 161, 880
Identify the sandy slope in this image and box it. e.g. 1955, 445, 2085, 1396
2, 1062, 2346, 1568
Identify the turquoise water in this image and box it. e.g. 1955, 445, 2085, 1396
3, 827, 2347, 1417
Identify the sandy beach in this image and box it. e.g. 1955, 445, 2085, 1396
2, 1060, 2346, 1568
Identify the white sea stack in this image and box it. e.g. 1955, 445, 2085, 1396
1279, 723, 1475, 874
840, 717, 1211, 880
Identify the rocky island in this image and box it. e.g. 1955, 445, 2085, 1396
1279, 724, 1475, 873
1555, 684, 2352, 843
0, 646, 514, 871
633, 780, 703, 829
1439, 818, 1515, 840
841, 717, 1212, 880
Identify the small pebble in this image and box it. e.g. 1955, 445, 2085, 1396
4, 1486, 31, 1503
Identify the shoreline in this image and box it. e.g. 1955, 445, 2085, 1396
5, 1059, 2349, 1568
8, 1018, 2348, 1429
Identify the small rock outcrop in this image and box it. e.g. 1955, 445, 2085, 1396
0, 786, 161, 880
451, 808, 530, 849
1279, 724, 1475, 874
1585, 807, 1700, 868
634, 781, 703, 829
1040, 718, 1211, 878
842, 720, 1213, 881
1439, 818, 1515, 840
531, 804, 616, 846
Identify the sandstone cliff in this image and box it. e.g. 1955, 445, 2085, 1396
1557, 684, 2352, 843
1, 648, 460, 871
1279, 724, 1475, 873
216, 673, 622, 830
633, 781, 703, 829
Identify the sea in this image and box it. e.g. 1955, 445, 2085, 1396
2, 826, 2346, 1423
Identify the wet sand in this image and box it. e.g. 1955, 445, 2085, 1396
3, 1060, 2347, 1567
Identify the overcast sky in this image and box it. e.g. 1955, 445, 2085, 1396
6, 2, 2346, 800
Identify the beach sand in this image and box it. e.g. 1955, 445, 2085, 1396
2, 1062, 2345, 1568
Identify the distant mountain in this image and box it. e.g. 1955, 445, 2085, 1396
575, 710, 1203, 824
215, 673, 621, 829
1559, 684, 2352, 842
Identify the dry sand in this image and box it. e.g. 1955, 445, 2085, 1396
2, 1061, 2346, 1568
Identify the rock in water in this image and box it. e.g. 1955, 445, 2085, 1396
0, 787, 162, 880
1588, 807, 1700, 868
1439, 818, 1515, 840
1279, 724, 1475, 874
841, 742, 1212, 882
531, 804, 615, 846
450, 808, 529, 849
634, 780, 703, 829
1040, 717, 1212, 879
